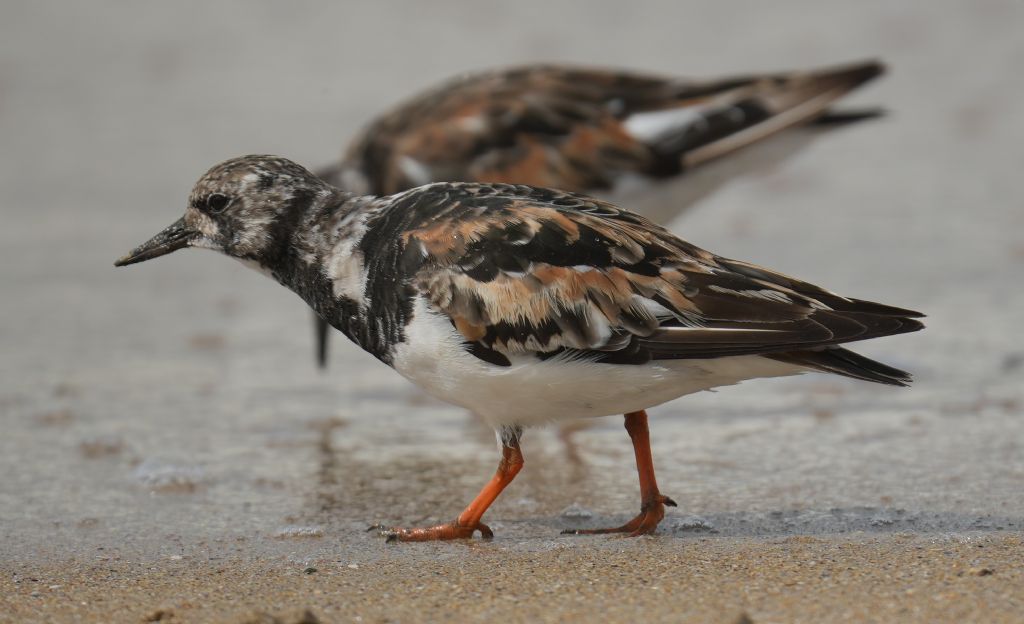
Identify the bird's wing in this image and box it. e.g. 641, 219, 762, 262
380, 183, 922, 363
341, 61, 884, 195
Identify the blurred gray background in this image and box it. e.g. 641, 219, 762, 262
1, 0, 1022, 581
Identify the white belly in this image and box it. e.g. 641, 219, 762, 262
390, 297, 803, 429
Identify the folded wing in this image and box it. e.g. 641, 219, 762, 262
382, 183, 922, 367
340, 61, 885, 195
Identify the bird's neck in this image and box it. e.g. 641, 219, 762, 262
253, 190, 389, 360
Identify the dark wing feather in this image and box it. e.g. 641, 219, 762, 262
376, 183, 922, 363
337, 61, 885, 195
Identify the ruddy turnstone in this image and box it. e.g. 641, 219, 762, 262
312, 59, 886, 366
115, 155, 923, 541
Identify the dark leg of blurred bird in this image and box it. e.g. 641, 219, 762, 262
315, 313, 330, 368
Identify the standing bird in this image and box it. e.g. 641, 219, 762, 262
115, 156, 923, 540
312, 60, 886, 366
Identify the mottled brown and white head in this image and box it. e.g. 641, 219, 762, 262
115, 155, 333, 267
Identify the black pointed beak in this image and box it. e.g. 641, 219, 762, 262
114, 217, 193, 267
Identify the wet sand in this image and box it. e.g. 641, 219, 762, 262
3, 1, 1024, 622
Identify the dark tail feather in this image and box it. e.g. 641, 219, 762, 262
315, 312, 330, 369
655, 59, 886, 171
811, 108, 886, 126
767, 346, 913, 387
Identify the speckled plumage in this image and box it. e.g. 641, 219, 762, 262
119, 154, 923, 393
115, 155, 924, 539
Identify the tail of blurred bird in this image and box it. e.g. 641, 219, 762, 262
645, 59, 886, 173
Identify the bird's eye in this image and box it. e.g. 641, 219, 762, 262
206, 193, 231, 213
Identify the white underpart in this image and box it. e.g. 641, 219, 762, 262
622, 106, 706, 143
391, 297, 804, 429
398, 156, 432, 187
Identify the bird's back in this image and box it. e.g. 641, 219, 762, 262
353, 182, 922, 386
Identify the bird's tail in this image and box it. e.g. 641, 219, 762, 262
766, 346, 912, 387
639, 59, 886, 174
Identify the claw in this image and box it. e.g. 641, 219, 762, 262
368, 520, 493, 542
368, 524, 403, 543
563, 493, 676, 536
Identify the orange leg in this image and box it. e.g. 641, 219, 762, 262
374, 430, 524, 542
563, 410, 676, 536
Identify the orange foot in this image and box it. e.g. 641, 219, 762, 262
369, 521, 493, 543
562, 495, 677, 537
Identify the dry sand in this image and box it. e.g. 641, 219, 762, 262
4, 534, 1023, 623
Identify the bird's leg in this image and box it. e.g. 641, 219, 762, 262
563, 410, 676, 536
375, 426, 524, 542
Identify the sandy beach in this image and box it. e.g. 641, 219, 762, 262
2, 1, 1022, 622
4, 535, 1023, 623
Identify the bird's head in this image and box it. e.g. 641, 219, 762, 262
115, 155, 330, 267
